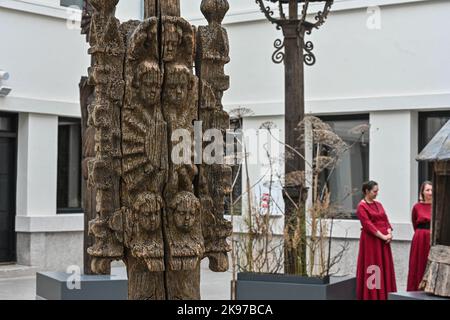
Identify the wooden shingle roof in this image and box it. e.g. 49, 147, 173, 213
417, 120, 450, 162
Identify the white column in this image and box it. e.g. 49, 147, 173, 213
16, 113, 58, 217
369, 111, 418, 225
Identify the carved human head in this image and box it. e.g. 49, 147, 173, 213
169, 191, 200, 233
162, 21, 182, 62
134, 192, 164, 232
134, 60, 162, 106
164, 65, 192, 105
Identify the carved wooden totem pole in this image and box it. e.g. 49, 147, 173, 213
81, 0, 232, 299
79, 0, 104, 275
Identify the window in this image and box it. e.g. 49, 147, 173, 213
224, 118, 243, 216
60, 0, 83, 8
418, 111, 450, 186
0, 115, 14, 133
57, 117, 82, 214
419, 112, 450, 247
0, 113, 17, 263
319, 115, 370, 219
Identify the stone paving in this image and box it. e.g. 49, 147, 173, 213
0, 260, 233, 300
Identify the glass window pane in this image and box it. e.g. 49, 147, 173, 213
0, 118, 12, 132
321, 116, 370, 219
225, 119, 243, 216
57, 117, 82, 213
60, 0, 83, 8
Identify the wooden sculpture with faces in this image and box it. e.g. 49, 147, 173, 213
81, 0, 232, 299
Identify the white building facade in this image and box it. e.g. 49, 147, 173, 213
202, 0, 450, 290
0, 0, 449, 291
0, 0, 142, 270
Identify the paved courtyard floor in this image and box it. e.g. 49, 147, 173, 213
0, 260, 233, 300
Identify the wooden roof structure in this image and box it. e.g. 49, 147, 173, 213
417, 120, 450, 162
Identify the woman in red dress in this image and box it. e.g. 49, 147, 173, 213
407, 181, 432, 291
356, 181, 397, 300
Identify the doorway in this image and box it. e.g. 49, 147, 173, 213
0, 112, 17, 263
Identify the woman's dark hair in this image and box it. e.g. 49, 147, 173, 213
419, 181, 432, 202
362, 180, 378, 196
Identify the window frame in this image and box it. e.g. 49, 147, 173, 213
59, 0, 83, 9
0, 112, 18, 263
57, 116, 83, 214
225, 118, 243, 216
418, 111, 450, 190
317, 113, 370, 220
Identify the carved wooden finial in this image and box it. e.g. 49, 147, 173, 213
201, 0, 229, 25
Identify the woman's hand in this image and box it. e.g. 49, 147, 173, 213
385, 233, 393, 244
377, 231, 392, 243
386, 229, 393, 243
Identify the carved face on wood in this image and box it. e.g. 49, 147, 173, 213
170, 192, 200, 233
164, 67, 190, 105
174, 207, 196, 232
140, 209, 161, 232
135, 61, 162, 106
162, 22, 182, 62
134, 193, 163, 232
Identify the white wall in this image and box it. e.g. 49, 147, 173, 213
183, 0, 450, 115
16, 113, 58, 217
0, 7, 88, 105
305, 1, 450, 102
182, 0, 449, 241
369, 111, 418, 223
0, 0, 142, 116
0, 0, 141, 233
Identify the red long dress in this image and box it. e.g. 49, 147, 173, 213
356, 200, 397, 300
407, 202, 431, 291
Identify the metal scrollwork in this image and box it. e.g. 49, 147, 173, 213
303, 41, 316, 66
278, 1, 286, 20
300, 0, 310, 25
255, 0, 282, 30
255, 0, 334, 65
272, 38, 285, 64
313, 1, 334, 29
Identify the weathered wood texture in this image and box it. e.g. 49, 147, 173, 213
420, 245, 450, 297
80, 1, 106, 275
80, 77, 104, 275
419, 155, 450, 297
83, 0, 232, 300
195, 0, 233, 273
87, 0, 125, 275
432, 162, 450, 246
